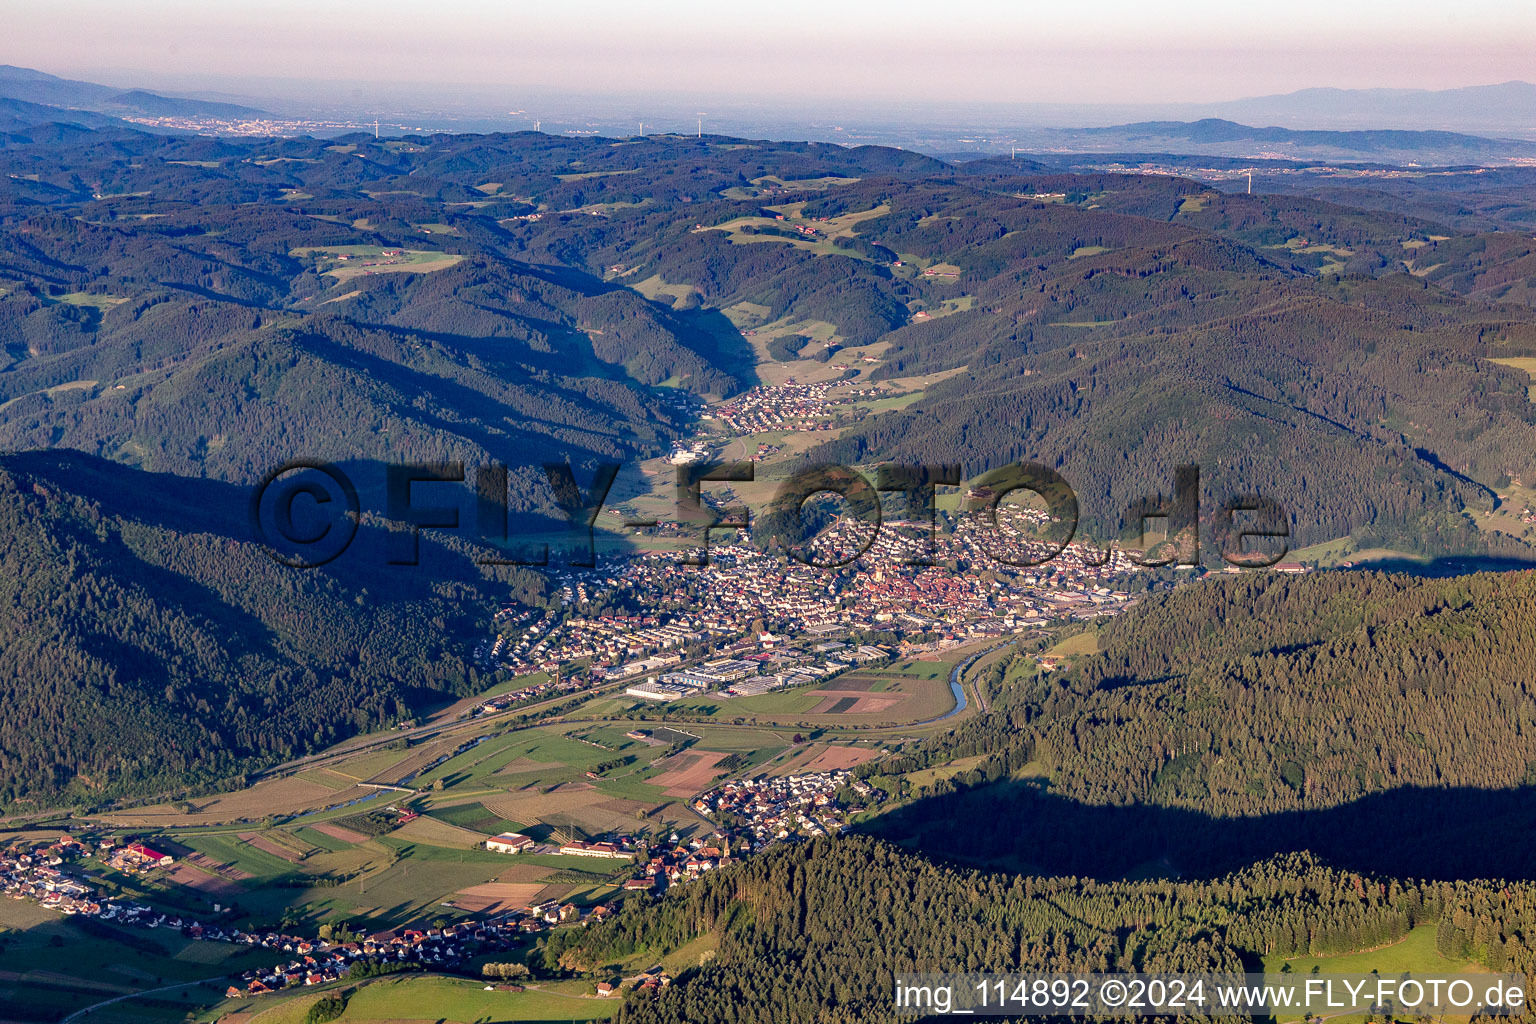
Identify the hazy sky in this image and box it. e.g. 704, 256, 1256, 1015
10, 0, 1536, 105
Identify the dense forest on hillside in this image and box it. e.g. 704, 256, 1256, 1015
0, 450, 544, 808
862, 570, 1536, 878
548, 836, 1536, 1024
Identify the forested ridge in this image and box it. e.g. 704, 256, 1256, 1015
0, 449, 543, 808
2, 127, 1536, 546
551, 836, 1536, 1024
1032, 570, 1536, 811
862, 570, 1536, 878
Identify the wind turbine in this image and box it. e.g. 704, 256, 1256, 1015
373, 120, 379, 139
1247, 169, 1253, 194
696, 113, 706, 138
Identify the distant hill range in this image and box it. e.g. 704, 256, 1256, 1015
1017, 116, 1536, 166
0, 64, 266, 121
1205, 81, 1536, 135
0, 95, 126, 134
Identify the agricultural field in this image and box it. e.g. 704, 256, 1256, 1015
291, 767, 364, 792
322, 746, 413, 782
646, 750, 732, 796
73, 713, 729, 933
645, 666, 958, 727
628, 273, 700, 309
117, 810, 558, 933
1489, 356, 1536, 402
0, 899, 278, 1024
1263, 923, 1471, 977
696, 205, 889, 265
1261, 924, 1480, 1022
408, 727, 671, 793
450, 879, 552, 914
1041, 629, 1101, 658
391, 815, 495, 849
214, 975, 615, 1024
478, 784, 657, 838
289, 245, 463, 280
52, 649, 957, 941
1288, 534, 1364, 566
178, 833, 313, 878
56, 291, 129, 310
899, 754, 988, 789
597, 929, 723, 979
765, 741, 884, 777
96, 775, 375, 827
424, 800, 524, 834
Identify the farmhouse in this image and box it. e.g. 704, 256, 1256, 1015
485, 832, 535, 855
124, 842, 174, 867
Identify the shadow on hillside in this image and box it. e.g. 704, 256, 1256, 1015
525, 257, 761, 394
1, 448, 633, 596
863, 779, 1536, 881
665, 303, 763, 392
1340, 554, 1536, 576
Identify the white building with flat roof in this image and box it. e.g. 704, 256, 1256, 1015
626, 680, 693, 701
486, 832, 535, 854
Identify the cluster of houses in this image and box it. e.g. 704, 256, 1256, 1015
481, 825, 746, 903
223, 919, 535, 996
2, 833, 638, 999
3, 837, 99, 913
708, 380, 870, 434
3, 836, 237, 927
495, 608, 728, 678
4, 835, 197, 917
466, 667, 592, 717
625, 835, 733, 894
693, 770, 858, 851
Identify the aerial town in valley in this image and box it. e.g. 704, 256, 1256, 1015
485, 520, 1144, 682
0, 364, 1309, 1018
475, 363, 1315, 692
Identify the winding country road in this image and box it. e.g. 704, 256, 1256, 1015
61, 981, 210, 1024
